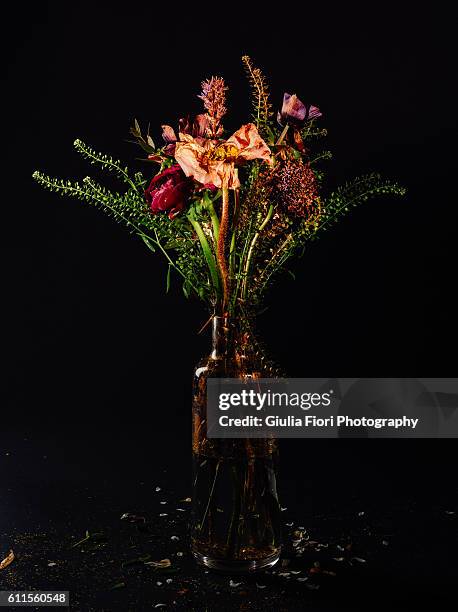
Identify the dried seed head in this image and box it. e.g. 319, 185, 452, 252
273, 160, 320, 220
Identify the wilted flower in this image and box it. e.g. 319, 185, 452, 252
161, 125, 178, 144
145, 164, 192, 220
273, 160, 320, 219
159, 115, 210, 156
277, 93, 322, 127
161, 115, 210, 144
174, 123, 271, 189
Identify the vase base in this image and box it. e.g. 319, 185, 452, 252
193, 549, 281, 573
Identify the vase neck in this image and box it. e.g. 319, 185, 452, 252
211, 316, 235, 360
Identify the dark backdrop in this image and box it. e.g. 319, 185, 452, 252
2, 4, 457, 520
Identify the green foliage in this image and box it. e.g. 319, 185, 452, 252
311, 173, 407, 239
247, 174, 407, 306
302, 125, 328, 142
32, 141, 212, 304
128, 119, 156, 154
73, 139, 141, 190
32, 170, 154, 235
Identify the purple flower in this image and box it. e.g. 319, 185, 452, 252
277, 93, 322, 127
145, 164, 192, 220
161, 125, 177, 144
161, 114, 209, 144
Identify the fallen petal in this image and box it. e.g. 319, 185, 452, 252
145, 559, 172, 569
0, 550, 15, 570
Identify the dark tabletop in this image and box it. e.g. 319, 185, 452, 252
1, 430, 457, 611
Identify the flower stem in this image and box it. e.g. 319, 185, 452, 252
198, 459, 221, 533
241, 204, 274, 299
217, 184, 230, 313
229, 186, 240, 281
226, 464, 242, 554
188, 209, 220, 297
276, 124, 289, 145
257, 233, 293, 295
205, 196, 220, 242
150, 228, 199, 292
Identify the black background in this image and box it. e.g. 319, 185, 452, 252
2, 2, 457, 606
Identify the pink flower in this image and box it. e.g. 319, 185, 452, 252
145, 164, 192, 220
277, 93, 322, 127
174, 123, 272, 189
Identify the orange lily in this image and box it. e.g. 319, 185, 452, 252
174, 123, 272, 189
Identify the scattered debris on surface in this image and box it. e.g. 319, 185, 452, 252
70, 530, 107, 549
144, 559, 171, 569
306, 582, 320, 590
3, 485, 430, 610
0, 550, 15, 570
110, 581, 126, 590
120, 513, 146, 523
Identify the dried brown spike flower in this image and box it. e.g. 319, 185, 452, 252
198, 76, 227, 137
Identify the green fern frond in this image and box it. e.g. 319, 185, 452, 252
302, 126, 328, 141
310, 150, 333, 166
251, 174, 406, 302
307, 173, 407, 239
242, 56, 273, 134
32, 171, 146, 233
32, 169, 209, 299
73, 139, 139, 191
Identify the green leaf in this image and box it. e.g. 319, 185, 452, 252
166, 264, 171, 293
137, 141, 155, 154
141, 234, 156, 252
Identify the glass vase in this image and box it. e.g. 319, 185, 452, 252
191, 316, 281, 572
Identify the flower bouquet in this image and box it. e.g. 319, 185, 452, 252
33, 56, 405, 571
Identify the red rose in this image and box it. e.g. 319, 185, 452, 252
145, 164, 192, 220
